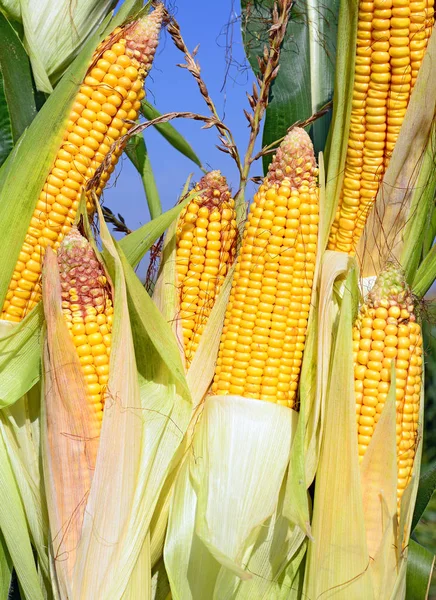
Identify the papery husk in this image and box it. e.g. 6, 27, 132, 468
41, 247, 101, 599
0, 384, 50, 592
149, 242, 236, 568
0, 430, 44, 600
164, 394, 298, 599
303, 267, 375, 599
357, 29, 436, 277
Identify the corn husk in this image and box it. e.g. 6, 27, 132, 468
0, 428, 44, 599
303, 261, 424, 598
164, 395, 298, 599
19, 0, 115, 93
357, 28, 436, 276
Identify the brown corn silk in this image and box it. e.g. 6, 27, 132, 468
212, 128, 319, 409
42, 229, 113, 587
328, 0, 435, 255
2, 5, 163, 323
175, 171, 237, 368
58, 227, 113, 429
353, 265, 422, 508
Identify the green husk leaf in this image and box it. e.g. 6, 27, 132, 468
357, 29, 436, 276
400, 123, 436, 282
0, 10, 36, 140
149, 262, 235, 569
119, 188, 197, 269
21, 0, 115, 93
241, 0, 339, 171
74, 206, 193, 598
0, 306, 43, 406
412, 462, 436, 532
0, 0, 20, 21
0, 25, 102, 310
111, 0, 148, 30
0, 384, 50, 588
0, 532, 12, 599
323, 0, 359, 241
303, 267, 374, 599
126, 135, 162, 220
412, 243, 436, 298
405, 540, 434, 600
0, 432, 44, 600
165, 395, 298, 597
141, 100, 202, 169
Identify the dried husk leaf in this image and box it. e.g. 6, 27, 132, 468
357, 29, 436, 276
41, 247, 100, 598
303, 268, 374, 599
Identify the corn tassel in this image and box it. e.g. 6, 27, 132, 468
2, 5, 163, 323
212, 128, 319, 408
328, 0, 435, 255
175, 171, 237, 368
353, 264, 423, 508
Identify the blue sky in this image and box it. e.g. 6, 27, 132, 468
105, 0, 262, 268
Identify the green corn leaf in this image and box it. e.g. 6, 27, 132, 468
0, 68, 13, 168
405, 540, 434, 600
119, 188, 200, 269
141, 100, 203, 169
241, 0, 340, 172
411, 463, 436, 533
412, 243, 436, 299
126, 135, 162, 220
0, 10, 36, 140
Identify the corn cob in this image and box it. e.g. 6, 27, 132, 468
175, 171, 237, 368
57, 227, 113, 429
1, 5, 163, 323
328, 0, 435, 255
353, 265, 422, 506
212, 128, 319, 408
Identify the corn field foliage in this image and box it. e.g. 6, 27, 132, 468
0, 0, 435, 599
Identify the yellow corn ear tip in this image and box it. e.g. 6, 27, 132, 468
57, 227, 111, 314
367, 263, 415, 316
195, 170, 233, 208
124, 3, 164, 69
266, 127, 318, 188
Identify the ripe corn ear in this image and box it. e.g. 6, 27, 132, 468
1, 5, 163, 323
353, 264, 422, 507
175, 171, 237, 368
328, 0, 435, 255
212, 128, 319, 408
57, 227, 113, 431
